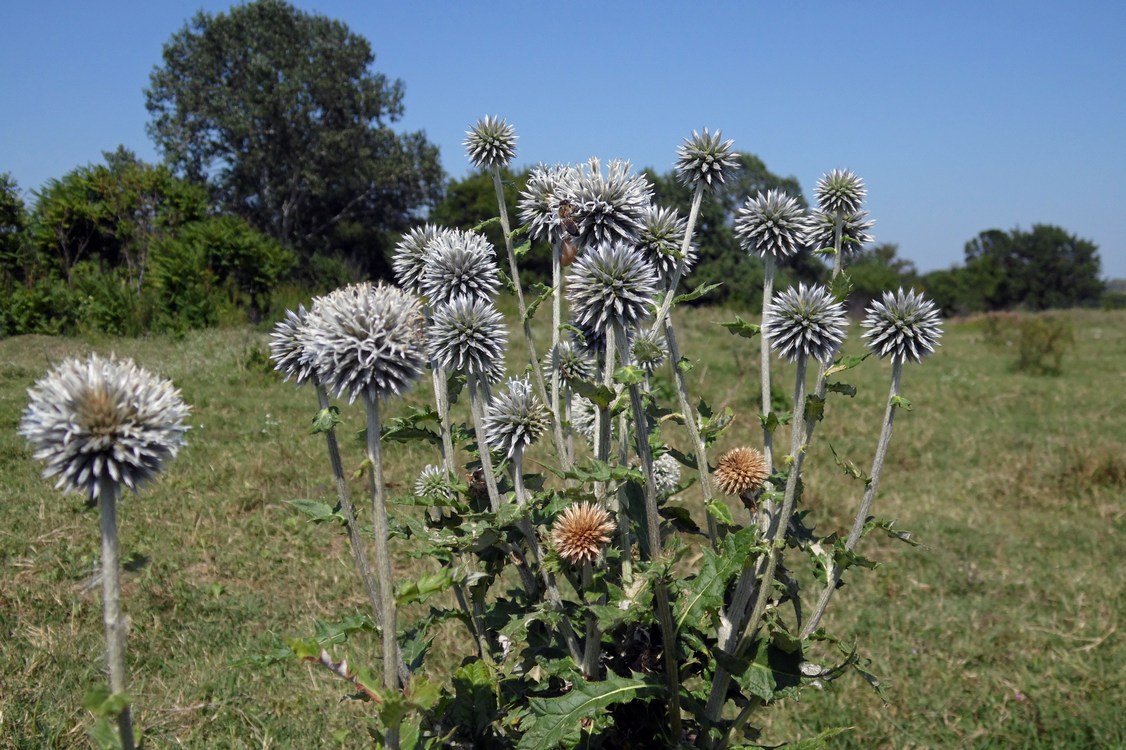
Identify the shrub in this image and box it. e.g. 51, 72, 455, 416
982, 311, 1074, 375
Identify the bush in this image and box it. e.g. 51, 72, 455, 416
982, 311, 1074, 375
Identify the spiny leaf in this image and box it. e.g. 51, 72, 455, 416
676, 527, 763, 631
524, 282, 554, 322
825, 354, 869, 378
395, 568, 454, 607
517, 674, 661, 749
287, 499, 346, 525
310, 406, 341, 434
829, 444, 868, 482
514, 239, 532, 258
673, 281, 722, 305
613, 365, 647, 386
891, 394, 913, 411
472, 216, 501, 233
719, 316, 761, 339
825, 381, 857, 398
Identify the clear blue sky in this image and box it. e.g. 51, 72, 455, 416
2, 1, 1124, 278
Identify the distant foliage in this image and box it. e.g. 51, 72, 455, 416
982, 311, 1075, 375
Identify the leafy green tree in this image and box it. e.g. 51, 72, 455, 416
845, 242, 919, 310
963, 224, 1103, 310
0, 173, 30, 286
145, 0, 444, 275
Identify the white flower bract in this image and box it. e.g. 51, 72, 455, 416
675, 128, 740, 190
807, 209, 876, 258
393, 224, 452, 294
518, 164, 581, 244
762, 283, 849, 363
815, 169, 867, 216
484, 377, 550, 457
637, 204, 695, 283
734, 190, 810, 260
269, 304, 315, 386
862, 288, 943, 364
428, 295, 508, 379
567, 241, 659, 333
464, 115, 517, 169
419, 229, 500, 305
19, 354, 190, 499
566, 158, 652, 248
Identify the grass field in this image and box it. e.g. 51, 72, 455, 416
1, 308, 1123, 748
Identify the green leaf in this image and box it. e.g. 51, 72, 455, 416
673, 281, 722, 305
829, 271, 853, 302
310, 406, 341, 434
676, 356, 694, 373
825, 381, 857, 398
805, 394, 825, 422
891, 394, 913, 411
706, 500, 735, 527
828, 444, 868, 482
759, 411, 783, 433
514, 239, 532, 258
524, 281, 554, 322
83, 687, 130, 717
395, 568, 454, 607
723, 636, 802, 702
472, 216, 501, 233
864, 517, 921, 547
87, 718, 122, 750
788, 726, 855, 748
719, 316, 761, 339
287, 499, 346, 525
613, 365, 647, 386
676, 527, 763, 631
825, 354, 869, 378
518, 674, 661, 749
570, 379, 616, 409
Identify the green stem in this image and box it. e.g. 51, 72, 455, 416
649, 184, 705, 338
97, 476, 135, 750
800, 360, 902, 638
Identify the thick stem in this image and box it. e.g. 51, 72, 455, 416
466, 373, 503, 512
581, 562, 600, 678
432, 364, 456, 479
362, 393, 404, 750
760, 256, 776, 471
98, 477, 135, 750
551, 240, 563, 425
597, 325, 629, 582
490, 167, 569, 469
801, 361, 902, 638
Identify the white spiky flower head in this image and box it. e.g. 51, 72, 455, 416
544, 339, 594, 386
303, 282, 428, 403
428, 295, 508, 379
464, 115, 517, 169
808, 209, 876, 259
269, 304, 315, 386
631, 326, 668, 376
675, 128, 740, 190
652, 453, 682, 496
815, 169, 867, 215
734, 190, 810, 260
415, 464, 452, 501
862, 288, 943, 364
565, 158, 652, 248
518, 164, 581, 244
567, 240, 659, 334
484, 377, 550, 458
637, 204, 696, 284
570, 394, 597, 446
419, 229, 500, 305
19, 354, 190, 499
762, 283, 849, 363
393, 224, 452, 294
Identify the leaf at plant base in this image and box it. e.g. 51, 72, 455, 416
87, 718, 122, 750
517, 674, 662, 749
675, 527, 762, 632
287, 498, 346, 525
786, 726, 855, 749
719, 316, 761, 339
83, 686, 130, 717
310, 405, 341, 434
449, 660, 500, 740
721, 636, 802, 703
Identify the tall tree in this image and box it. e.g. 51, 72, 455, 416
0, 173, 30, 286
145, 0, 443, 275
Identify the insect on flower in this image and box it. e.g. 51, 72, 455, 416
559, 199, 581, 266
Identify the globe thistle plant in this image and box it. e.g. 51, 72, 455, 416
631, 326, 669, 377
807, 209, 876, 258
269, 304, 315, 386
762, 283, 849, 365
567, 241, 659, 334
675, 128, 740, 190
570, 394, 598, 446
20, 354, 190, 499
415, 464, 452, 501
815, 168, 867, 216
544, 339, 594, 386
637, 204, 696, 285
303, 283, 428, 403
464, 115, 517, 169
862, 288, 944, 364
485, 377, 550, 458
565, 158, 652, 248
419, 229, 500, 306
428, 295, 508, 378
734, 190, 810, 260
651, 452, 682, 496
518, 164, 581, 244
393, 224, 451, 295
551, 502, 616, 566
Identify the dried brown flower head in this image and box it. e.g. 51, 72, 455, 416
714, 447, 769, 496
551, 502, 616, 566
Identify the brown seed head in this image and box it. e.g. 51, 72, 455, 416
551, 502, 616, 566
714, 447, 769, 496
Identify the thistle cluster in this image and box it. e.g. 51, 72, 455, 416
810, 168, 875, 258
484, 377, 550, 457
637, 204, 695, 283
566, 158, 652, 248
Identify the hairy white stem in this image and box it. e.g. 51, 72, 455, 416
98, 477, 135, 750
466, 373, 503, 512
760, 256, 777, 471
649, 184, 705, 338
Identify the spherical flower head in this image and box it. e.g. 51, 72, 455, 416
815, 169, 867, 216
675, 128, 740, 191
551, 502, 616, 566
464, 115, 517, 169
269, 304, 315, 386
428, 295, 508, 379
544, 339, 594, 386
19, 354, 190, 499
637, 204, 696, 284
631, 327, 668, 376
862, 288, 943, 364
652, 453, 682, 496
762, 283, 849, 363
734, 189, 810, 260
304, 282, 428, 403
566, 158, 652, 247
393, 224, 452, 294
518, 164, 581, 244
567, 241, 659, 334
714, 447, 768, 496
419, 229, 500, 305
808, 209, 875, 258
415, 464, 451, 501
570, 394, 597, 445
484, 377, 550, 457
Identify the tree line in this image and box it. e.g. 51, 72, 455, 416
0, 0, 1112, 337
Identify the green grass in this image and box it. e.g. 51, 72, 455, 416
1, 309, 1123, 748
